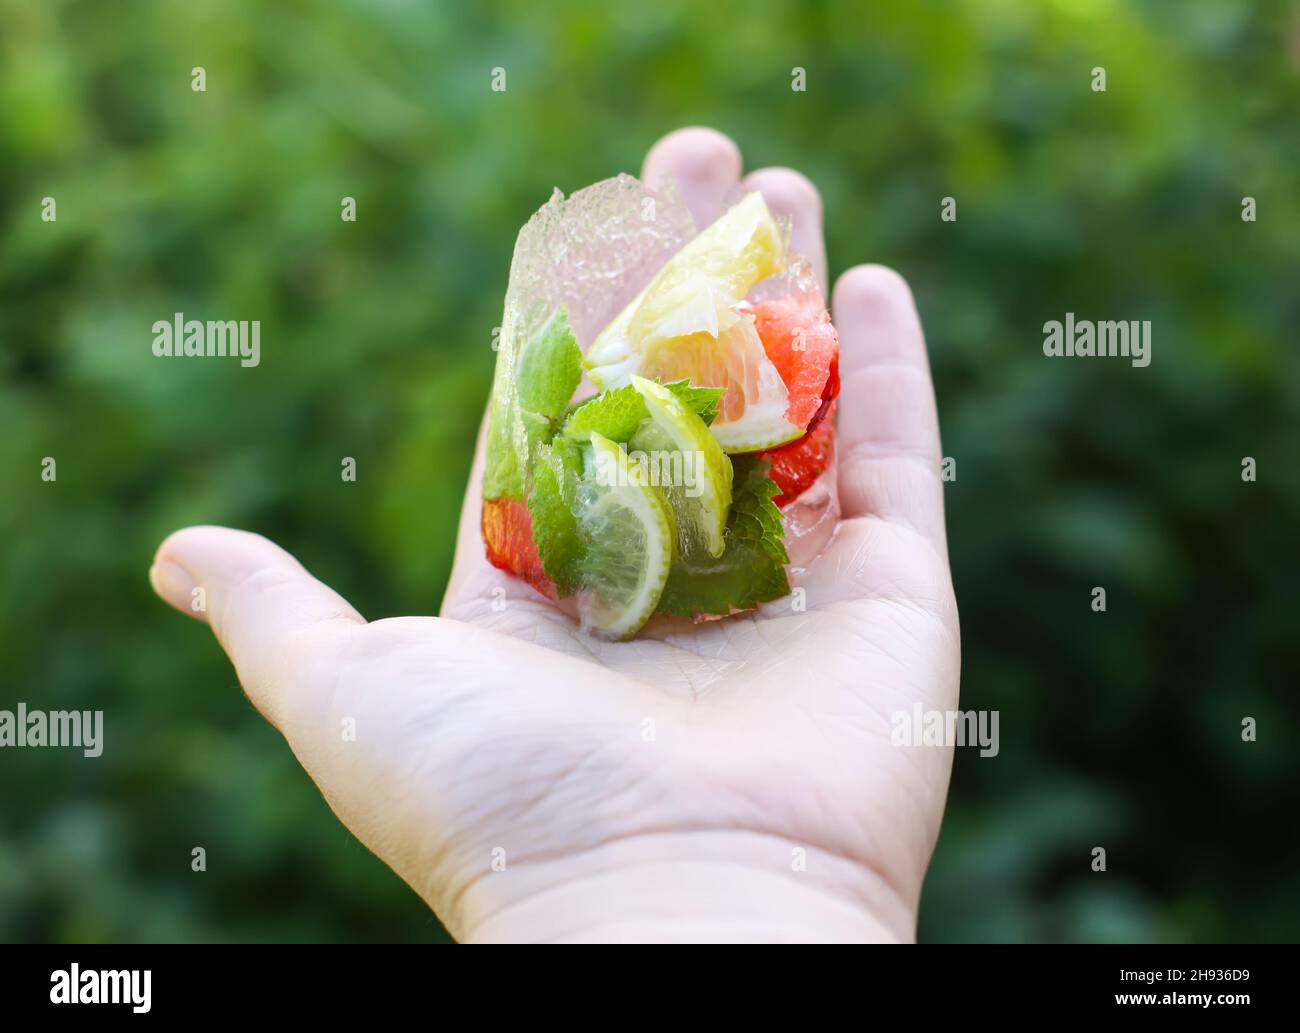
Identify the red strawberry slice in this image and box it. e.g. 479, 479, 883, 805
761, 400, 836, 508
481, 496, 557, 599
752, 296, 841, 429
752, 291, 841, 506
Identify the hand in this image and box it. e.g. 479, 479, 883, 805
149, 127, 959, 943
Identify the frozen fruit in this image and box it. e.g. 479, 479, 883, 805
585, 193, 802, 453
752, 294, 841, 429
482, 496, 556, 599
480, 174, 844, 638
574, 433, 676, 639
762, 400, 836, 508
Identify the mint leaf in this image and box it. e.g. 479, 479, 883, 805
516, 307, 583, 419
484, 401, 551, 501
654, 455, 789, 616
563, 384, 647, 444
661, 380, 725, 427
527, 438, 585, 595
485, 307, 580, 500
484, 389, 526, 501
563, 378, 725, 445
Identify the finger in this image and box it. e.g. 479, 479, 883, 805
740, 166, 827, 294
149, 526, 364, 725
642, 126, 743, 230
831, 264, 947, 555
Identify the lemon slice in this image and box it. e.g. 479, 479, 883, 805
629, 375, 732, 559
575, 432, 675, 640
586, 193, 803, 453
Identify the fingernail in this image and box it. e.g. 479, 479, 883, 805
149, 558, 197, 613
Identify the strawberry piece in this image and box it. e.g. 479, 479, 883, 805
481, 496, 557, 600
761, 401, 836, 508
752, 296, 841, 429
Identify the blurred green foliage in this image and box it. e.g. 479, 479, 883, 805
1, 0, 1297, 943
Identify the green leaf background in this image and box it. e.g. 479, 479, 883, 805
1, 0, 1297, 943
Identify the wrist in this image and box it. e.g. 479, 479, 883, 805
449, 831, 916, 944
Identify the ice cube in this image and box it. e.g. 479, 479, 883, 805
503, 173, 697, 352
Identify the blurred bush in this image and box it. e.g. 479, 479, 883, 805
1, 0, 1297, 942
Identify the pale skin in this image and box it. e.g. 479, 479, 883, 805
149, 127, 960, 943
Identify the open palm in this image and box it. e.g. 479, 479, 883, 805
151, 128, 959, 942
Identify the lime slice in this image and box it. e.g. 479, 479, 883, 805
586, 192, 803, 454
629, 376, 732, 559
575, 433, 675, 640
